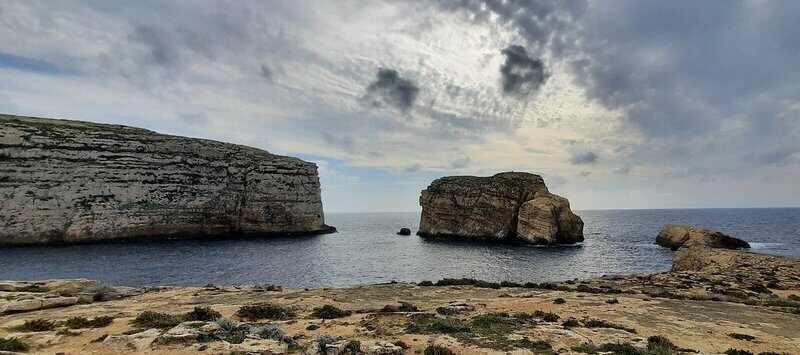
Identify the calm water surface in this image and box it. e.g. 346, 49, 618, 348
1, 208, 797, 288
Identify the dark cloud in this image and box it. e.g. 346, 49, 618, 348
260, 63, 273, 82
570, 151, 598, 165
499, 45, 547, 96
321, 132, 356, 152
176, 112, 208, 126
131, 25, 181, 66
449, 157, 471, 169
363, 68, 420, 111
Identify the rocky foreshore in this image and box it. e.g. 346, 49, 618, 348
2, 247, 798, 354
0, 114, 334, 246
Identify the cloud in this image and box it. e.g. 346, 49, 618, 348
321, 132, 356, 152
579, 171, 591, 177
130, 25, 181, 67
613, 163, 632, 175
363, 68, 420, 111
570, 151, 598, 165
403, 163, 422, 173
449, 157, 471, 169
499, 45, 547, 96
260, 63, 273, 82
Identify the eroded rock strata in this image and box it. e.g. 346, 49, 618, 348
656, 224, 750, 250
0, 114, 334, 246
418, 172, 583, 245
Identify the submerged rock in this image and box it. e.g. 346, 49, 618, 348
417, 172, 583, 245
0, 114, 335, 246
397, 228, 411, 236
656, 224, 750, 250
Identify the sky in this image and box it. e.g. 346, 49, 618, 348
1, 0, 799, 212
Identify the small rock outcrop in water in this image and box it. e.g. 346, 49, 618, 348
656, 224, 750, 250
397, 228, 411, 236
0, 114, 335, 246
417, 172, 583, 245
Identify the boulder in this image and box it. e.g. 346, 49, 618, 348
656, 224, 750, 250
417, 172, 583, 244
397, 228, 411, 236
0, 114, 335, 246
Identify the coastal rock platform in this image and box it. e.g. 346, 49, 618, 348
2, 248, 797, 354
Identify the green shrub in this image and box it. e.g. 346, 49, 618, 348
225, 332, 246, 344
185, 306, 221, 321
405, 317, 470, 334
561, 319, 580, 328
516, 338, 552, 352
500, 281, 523, 288
418, 281, 434, 286
216, 317, 238, 332
433, 278, 501, 289
583, 319, 637, 333
470, 312, 522, 335
727, 333, 755, 341
65, 316, 114, 329
532, 310, 560, 322
0, 337, 29, 352
424, 344, 455, 355
131, 311, 182, 329
14, 319, 56, 332
306, 324, 320, 330
255, 325, 285, 341
553, 298, 566, 304
725, 349, 754, 355
344, 340, 361, 354
311, 305, 351, 319
236, 303, 296, 320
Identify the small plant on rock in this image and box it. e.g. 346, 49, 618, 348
65, 316, 114, 329
424, 344, 455, 355
14, 319, 56, 332
184, 306, 222, 321
0, 337, 29, 352
553, 298, 566, 304
311, 305, 351, 319
236, 303, 296, 320
728, 333, 756, 341
131, 311, 182, 329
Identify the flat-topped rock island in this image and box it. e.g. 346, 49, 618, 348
417, 172, 584, 245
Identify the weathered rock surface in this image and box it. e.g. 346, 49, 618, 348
0, 114, 334, 246
656, 224, 750, 250
672, 245, 800, 274
417, 172, 583, 244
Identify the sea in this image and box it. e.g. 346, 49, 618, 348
1, 208, 798, 288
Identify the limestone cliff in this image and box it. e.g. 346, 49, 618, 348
417, 172, 583, 245
0, 114, 334, 246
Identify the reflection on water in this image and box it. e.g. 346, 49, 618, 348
0, 208, 797, 288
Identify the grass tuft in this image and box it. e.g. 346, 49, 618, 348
131, 311, 183, 329
65, 316, 114, 329
0, 337, 29, 352
14, 319, 56, 332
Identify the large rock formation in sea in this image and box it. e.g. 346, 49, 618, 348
656, 224, 750, 250
417, 172, 583, 245
0, 114, 334, 246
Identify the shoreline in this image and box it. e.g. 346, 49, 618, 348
2, 247, 798, 354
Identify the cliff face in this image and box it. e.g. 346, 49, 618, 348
417, 172, 583, 245
0, 114, 334, 246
